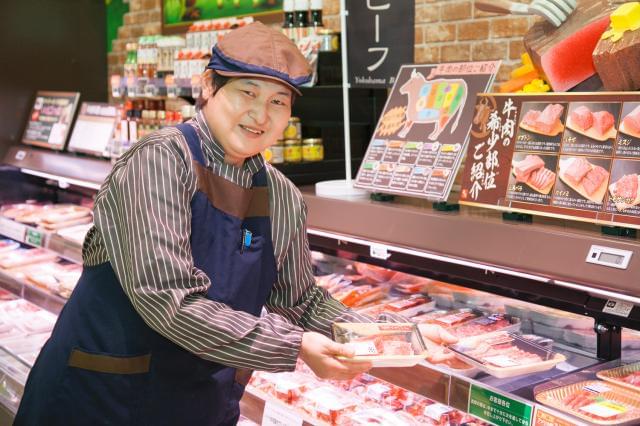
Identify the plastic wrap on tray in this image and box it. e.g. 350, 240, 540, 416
536, 380, 640, 425
266, 372, 315, 404
449, 331, 566, 378
333, 284, 390, 308
300, 386, 360, 424
422, 308, 479, 328
332, 323, 428, 367
358, 295, 435, 318
597, 362, 640, 393
56, 223, 93, 246
340, 407, 421, 426
0, 248, 58, 269
0, 240, 19, 255
529, 306, 594, 329
450, 313, 520, 338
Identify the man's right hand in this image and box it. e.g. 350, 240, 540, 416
299, 332, 372, 380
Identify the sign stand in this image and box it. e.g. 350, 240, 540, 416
314, 0, 369, 199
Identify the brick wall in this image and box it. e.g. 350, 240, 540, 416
108, 0, 536, 84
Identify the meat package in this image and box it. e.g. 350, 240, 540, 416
333, 284, 389, 308
4, 203, 92, 230
0, 248, 58, 269
512, 155, 557, 194
559, 157, 610, 203
359, 295, 435, 318
300, 386, 360, 424
609, 174, 640, 212
0, 239, 19, 255
450, 313, 520, 339
536, 380, 640, 425
597, 362, 640, 393
420, 308, 479, 328
332, 323, 428, 367
342, 407, 421, 426
55, 223, 93, 246
14, 261, 82, 298
621, 105, 640, 138
449, 331, 566, 378
567, 105, 618, 141
519, 103, 565, 136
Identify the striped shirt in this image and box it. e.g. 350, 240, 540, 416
82, 111, 369, 372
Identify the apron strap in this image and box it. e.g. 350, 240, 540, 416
176, 123, 207, 166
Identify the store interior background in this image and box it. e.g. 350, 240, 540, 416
0, 0, 537, 159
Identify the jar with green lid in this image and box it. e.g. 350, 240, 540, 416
284, 139, 302, 163
302, 138, 324, 162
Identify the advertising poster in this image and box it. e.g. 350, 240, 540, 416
22, 91, 80, 151
459, 93, 640, 229
354, 61, 500, 201
163, 0, 282, 28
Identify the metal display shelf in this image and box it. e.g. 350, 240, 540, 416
301, 189, 640, 361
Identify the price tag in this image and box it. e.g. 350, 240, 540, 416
603, 299, 634, 318
262, 401, 303, 426
0, 217, 26, 242
25, 228, 45, 247
15, 150, 26, 161
533, 405, 576, 426
370, 244, 391, 260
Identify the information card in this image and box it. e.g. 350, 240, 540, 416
22, 91, 80, 150
459, 93, 640, 229
354, 61, 500, 201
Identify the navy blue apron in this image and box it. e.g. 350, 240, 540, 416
15, 123, 278, 425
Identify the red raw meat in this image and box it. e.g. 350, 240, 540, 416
582, 166, 608, 196
615, 174, 639, 201
514, 155, 545, 182
622, 371, 640, 386
592, 111, 615, 136
623, 106, 640, 134
522, 110, 541, 128
538, 16, 611, 92
536, 104, 564, 134
564, 157, 592, 186
529, 168, 556, 190
381, 340, 414, 356
570, 106, 593, 131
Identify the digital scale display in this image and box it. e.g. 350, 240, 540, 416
586, 245, 632, 269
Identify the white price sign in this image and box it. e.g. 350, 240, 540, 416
0, 217, 26, 242
603, 299, 634, 318
262, 401, 303, 426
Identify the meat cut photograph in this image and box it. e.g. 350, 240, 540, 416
512, 154, 557, 195
609, 173, 640, 212
620, 104, 640, 138
566, 104, 618, 141
559, 157, 610, 203
519, 103, 565, 136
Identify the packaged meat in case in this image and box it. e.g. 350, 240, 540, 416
449, 313, 521, 338
300, 386, 359, 424
340, 407, 421, 426
0, 239, 19, 255
0, 248, 58, 269
449, 331, 566, 378
536, 380, 640, 425
597, 362, 640, 393
332, 323, 428, 367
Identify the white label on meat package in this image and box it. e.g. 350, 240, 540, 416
348, 341, 379, 356
584, 382, 611, 393
424, 403, 454, 421
0, 218, 26, 242
603, 299, 634, 318
483, 355, 519, 367
14, 150, 26, 161
579, 400, 627, 418
262, 401, 303, 426
370, 244, 391, 260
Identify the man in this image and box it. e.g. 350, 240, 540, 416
15, 22, 453, 425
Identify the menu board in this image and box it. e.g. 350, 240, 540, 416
354, 61, 500, 201
22, 91, 80, 150
459, 93, 640, 229
68, 102, 118, 157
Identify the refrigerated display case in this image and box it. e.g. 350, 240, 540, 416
0, 143, 640, 425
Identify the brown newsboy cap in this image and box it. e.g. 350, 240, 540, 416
206, 22, 312, 96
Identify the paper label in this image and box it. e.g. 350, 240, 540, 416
603, 299, 634, 318
468, 384, 533, 426
484, 355, 519, 367
25, 228, 44, 247
262, 401, 303, 426
14, 150, 26, 161
579, 400, 627, 418
348, 341, 379, 356
584, 382, 611, 393
424, 403, 453, 421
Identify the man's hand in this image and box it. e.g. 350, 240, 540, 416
419, 324, 458, 363
299, 332, 372, 380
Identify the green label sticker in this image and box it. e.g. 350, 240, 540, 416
25, 229, 44, 247
469, 384, 533, 426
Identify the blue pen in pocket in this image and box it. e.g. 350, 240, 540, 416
240, 229, 252, 253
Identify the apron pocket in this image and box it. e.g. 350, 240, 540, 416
55, 348, 150, 425
68, 348, 151, 374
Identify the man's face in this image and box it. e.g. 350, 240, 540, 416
202, 76, 292, 165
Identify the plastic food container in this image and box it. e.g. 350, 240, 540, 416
536, 380, 640, 425
332, 322, 428, 367
449, 313, 521, 339
449, 331, 566, 378
597, 362, 640, 393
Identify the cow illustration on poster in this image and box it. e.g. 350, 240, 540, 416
398, 69, 468, 140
